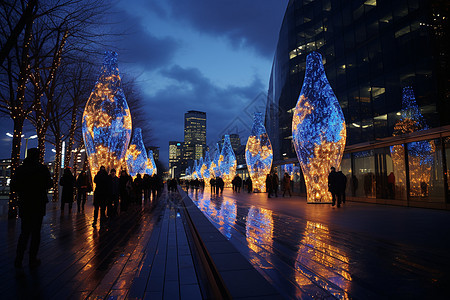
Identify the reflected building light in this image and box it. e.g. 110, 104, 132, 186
210, 143, 221, 178
219, 135, 237, 187
390, 87, 434, 197
126, 128, 148, 178
246, 206, 273, 269
245, 112, 273, 192
82, 51, 132, 186
292, 52, 346, 203
146, 150, 157, 176
296, 221, 351, 299
218, 198, 237, 239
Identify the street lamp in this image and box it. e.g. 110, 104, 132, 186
5, 133, 37, 158
24, 135, 37, 158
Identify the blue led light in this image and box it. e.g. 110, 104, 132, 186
210, 143, 221, 177
146, 150, 157, 176
126, 128, 148, 177
82, 51, 132, 182
219, 135, 237, 186
292, 51, 346, 203
245, 112, 273, 192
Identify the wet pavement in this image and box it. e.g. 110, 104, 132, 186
184, 187, 450, 299
0, 191, 202, 300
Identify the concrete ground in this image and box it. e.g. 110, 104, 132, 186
184, 187, 450, 299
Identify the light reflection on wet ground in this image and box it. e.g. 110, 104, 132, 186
187, 188, 450, 299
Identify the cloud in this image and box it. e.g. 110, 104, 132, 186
109, 6, 180, 70
139, 65, 267, 166
144, 0, 288, 58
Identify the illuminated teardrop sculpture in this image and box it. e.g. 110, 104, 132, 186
82, 51, 132, 183
126, 128, 148, 177
245, 112, 273, 192
210, 143, 221, 178
197, 157, 204, 176
192, 160, 199, 179
390, 87, 434, 197
292, 51, 346, 203
219, 135, 237, 187
201, 150, 212, 184
146, 150, 157, 176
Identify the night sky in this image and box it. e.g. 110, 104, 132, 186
0, 0, 288, 167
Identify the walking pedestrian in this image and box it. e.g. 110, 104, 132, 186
134, 174, 143, 204
246, 177, 253, 193
266, 173, 273, 197
119, 170, 130, 212
282, 172, 292, 197
272, 172, 279, 197
328, 167, 339, 207
11, 148, 52, 268
210, 177, 216, 194
92, 166, 111, 227
110, 169, 120, 216
60, 167, 75, 212
76, 170, 91, 212
235, 174, 242, 193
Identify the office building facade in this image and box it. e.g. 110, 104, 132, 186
184, 111, 207, 161
266, 0, 449, 208
169, 141, 183, 178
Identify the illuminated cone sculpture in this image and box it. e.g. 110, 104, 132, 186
201, 150, 212, 184
82, 51, 132, 185
210, 143, 221, 178
292, 51, 346, 203
192, 160, 198, 179
126, 128, 148, 177
245, 112, 273, 192
390, 87, 434, 196
146, 150, 157, 176
219, 135, 237, 187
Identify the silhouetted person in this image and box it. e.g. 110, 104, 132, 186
93, 166, 111, 227
328, 167, 339, 207
218, 177, 224, 194
235, 174, 242, 193
282, 173, 292, 197
119, 170, 131, 212
210, 178, 216, 194
143, 174, 150, 202
336, 170, 347, 205
60, 167, 75, 212
76, 170, 91, 212
266, 174, 273, 197
11, 148, 52, 268
134, 174, 143, 203
272, 172, 279, 197
110, 169, 119, 216
246, 177, 253, 193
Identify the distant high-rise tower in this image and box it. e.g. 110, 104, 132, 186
169, 141, 183, 178
184, 110, 206, 161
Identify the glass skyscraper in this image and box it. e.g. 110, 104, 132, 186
266, 0, 449, 208
184, 110, 207, 161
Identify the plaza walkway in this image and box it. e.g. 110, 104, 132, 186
1, 187, 449, 299
0, 191, 205, 299
183, 187, 450, 299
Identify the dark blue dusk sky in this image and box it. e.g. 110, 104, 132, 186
0, 0, 288, 167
